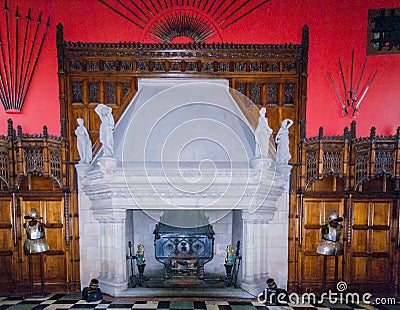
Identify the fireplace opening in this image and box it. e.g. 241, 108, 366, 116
153, 211, 215, 281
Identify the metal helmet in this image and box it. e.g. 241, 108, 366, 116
327, 210, 343, 222
24, 208, 42, 220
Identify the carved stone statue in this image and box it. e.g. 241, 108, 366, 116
23, 208, 49, 255
75, 118, 92, 164
275, 119, 294, 165
95, 104, 115, 158
316, 210, 344, 256
254, 107, 273, 159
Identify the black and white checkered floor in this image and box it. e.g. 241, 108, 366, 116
0, 293, 399, 310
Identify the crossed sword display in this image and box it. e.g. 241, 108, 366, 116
327, 48, 378, 117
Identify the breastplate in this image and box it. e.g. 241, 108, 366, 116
322, 225, 341, 242
26, 223, 45, 240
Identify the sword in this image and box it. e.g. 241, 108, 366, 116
353, 58, 367, 102
338, 58, 349, 106
349, 48, 354, 104
327, 71, 348, 116
352, 70, 378, 117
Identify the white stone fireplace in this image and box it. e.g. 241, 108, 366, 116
76, 79, 291, 297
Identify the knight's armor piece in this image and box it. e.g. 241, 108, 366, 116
316, 223, 343, 256
23, 222, 49, 255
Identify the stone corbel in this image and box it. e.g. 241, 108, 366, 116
92, 208, 127, 223
97, 157, 119, 175
75, 163, 92, 188
241, 208, 275, 222
274, 164, 292, 192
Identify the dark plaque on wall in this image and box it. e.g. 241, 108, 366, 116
367, 7, 400, 55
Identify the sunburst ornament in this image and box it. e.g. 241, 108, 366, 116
149, 10, 216, 43
97, 0, 271, 43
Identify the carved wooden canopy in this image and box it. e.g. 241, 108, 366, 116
56, 23, 309, 164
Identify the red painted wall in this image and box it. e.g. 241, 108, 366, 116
0, 0, 399, 137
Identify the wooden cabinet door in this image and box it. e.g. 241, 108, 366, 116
347, 200, 393, 294
20, 199, 67, 293
300, 198, 344, 292
0, 197, 17, 293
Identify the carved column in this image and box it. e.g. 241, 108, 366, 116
240, 209, 274, 295
93, 209, 128, 296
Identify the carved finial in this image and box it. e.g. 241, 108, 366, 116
56, 23, 64, 47
370, 127, 376, 140
17, 125, 22, 138
351, 121, 357, 139
318, 127, 323, 140
43, 125, 48, 138
7, 119, 13, 137
344, 127, 349, 140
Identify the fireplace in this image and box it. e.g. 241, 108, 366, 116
76, 79, 291, 296
153, 214, 215, 279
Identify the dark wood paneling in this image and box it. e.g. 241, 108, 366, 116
295, 124, 400, 295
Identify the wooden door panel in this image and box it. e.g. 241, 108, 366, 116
351, 257, 368, 282
352, 230, 368, 253
369, 257, 390, 283
20, 199, 66, 289
303, 229, 320, 252
303, 201, 321, 225
349, 200, 392, 290
0, 199, 13, 249
372, 203, 390, 226
301, 199, 344, 288
302, 255, 323, 281
370, 230, 389, 252
0, 198, 16, 292
44, 200, 65, 251
352, 202, 369, 225
45, 255, 66, 280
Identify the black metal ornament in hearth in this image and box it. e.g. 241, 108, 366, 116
153, 222, 215, 280
224, 241, 242, 288
127, 241, 146, 287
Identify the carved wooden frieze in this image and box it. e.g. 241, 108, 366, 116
267, 83, 278, 105
87, 60, 100, 71
72, 82, 83, 103
89, 82, 100, 103
299, 122, 400, 191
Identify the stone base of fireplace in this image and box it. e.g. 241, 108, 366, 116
142, 276, 228, 288
101, 287, 255, 298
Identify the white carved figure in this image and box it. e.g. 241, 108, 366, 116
275, 119, 294, 165
95, 104, 115, 158
75, 118, 92, 164
254, 107, 273, 159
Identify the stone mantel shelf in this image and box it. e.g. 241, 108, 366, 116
77, 161, 291, 211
